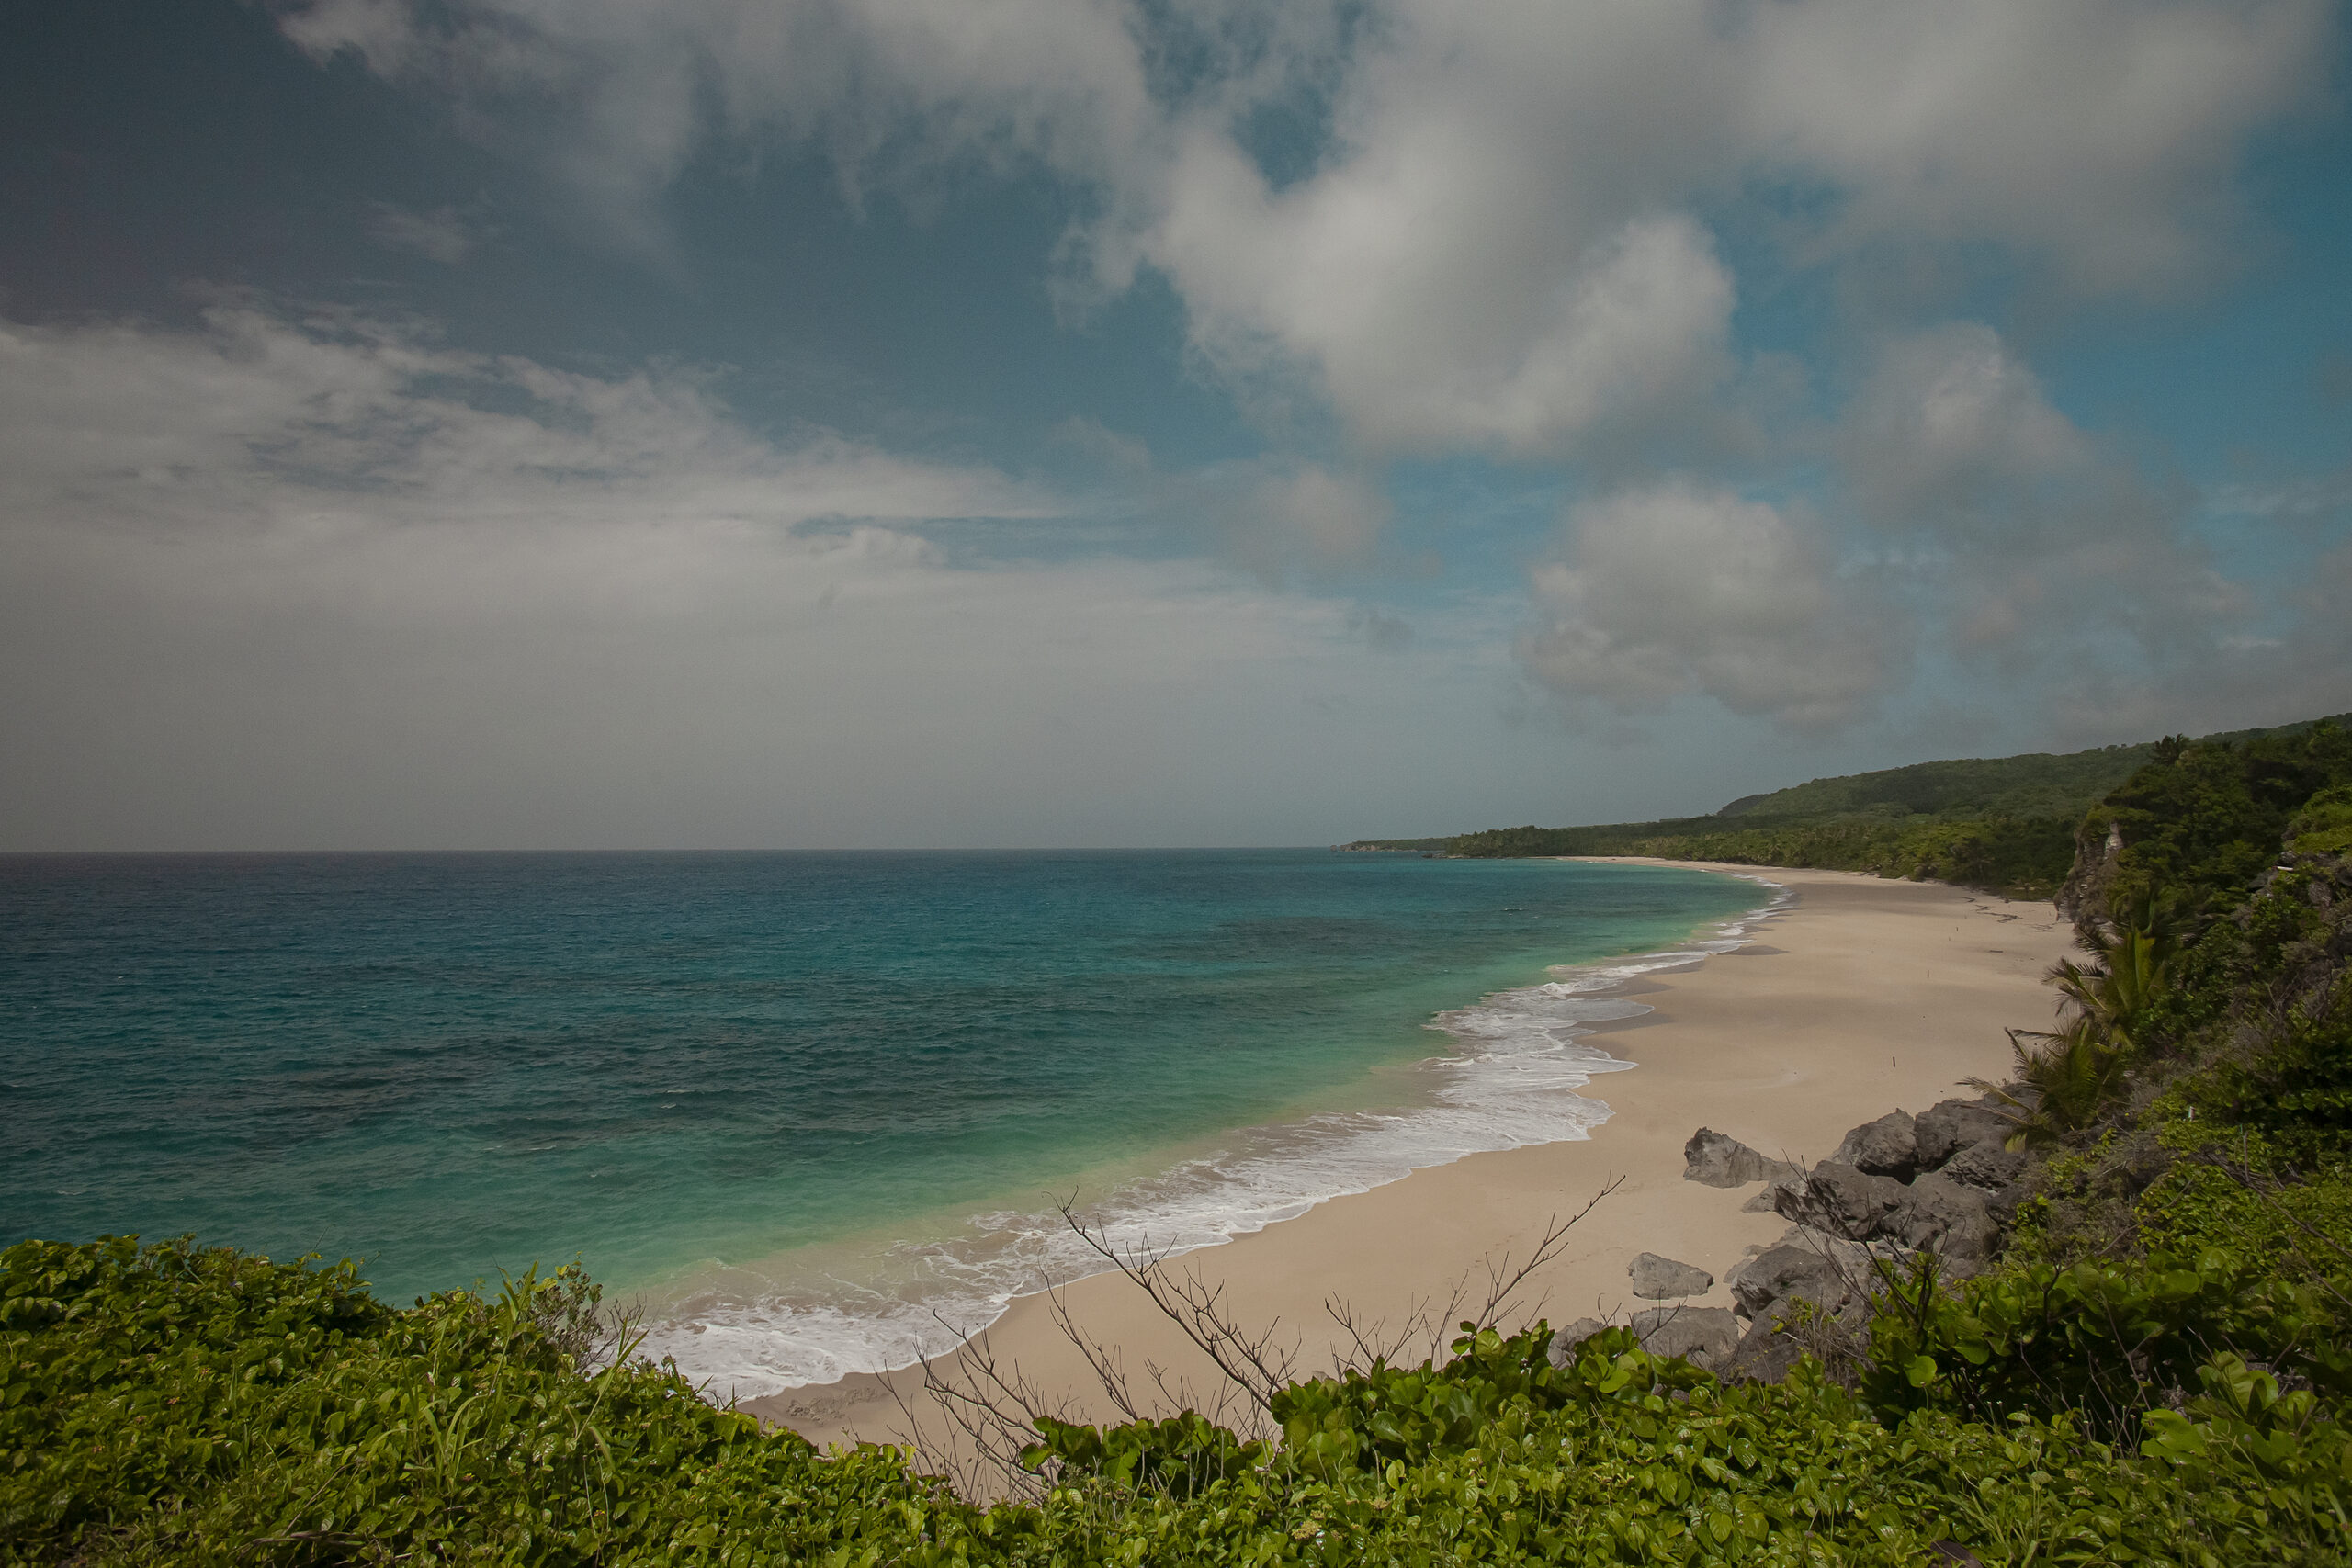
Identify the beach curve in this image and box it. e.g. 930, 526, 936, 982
748, 863, 2073, 1453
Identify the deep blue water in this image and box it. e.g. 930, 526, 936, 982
0, 849, 1764, 1387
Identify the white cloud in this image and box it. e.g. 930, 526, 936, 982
0, 304, 1047, 544
1520, 481, 1897, 731
1826, 319, 2343, 728
224, 0, 2352, 774
2035, 539, 2352, 742
1239, 462, 1392, 569
266, 0, 2337, 453
1736, 0, 2335, 296
1842, 321, 2092, 536
364, 201, 477, 263
0, 306, 1566, 848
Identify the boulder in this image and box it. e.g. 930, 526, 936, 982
1682, 1128, 1801, 1188
1725, 1238, 1871, 1320
1773, 1161, 1908, 1241
1831, 1110, 1919, 1180
1547, 1318, 1611, 1367
1718, 1313, 1806, 1385
1914, 1099, 2013, 1168
1885, 1173, 1999, 1271
1631, 1306, 1742, 1367
1939, 1139, 2028, 1191
1629, 1253, 1714, 1300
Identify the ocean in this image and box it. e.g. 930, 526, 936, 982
0, 849, 1773, 1396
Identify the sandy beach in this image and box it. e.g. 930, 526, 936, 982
748, 863, 2075, 1460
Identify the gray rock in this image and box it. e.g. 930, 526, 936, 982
1628, 1252, 1714, 1300
1914, 1099, 2013, 1168
1773, 1161, 1909, 1241
1725, 1239, 1871, 1320
1939, 1139, 2027, 1190
1718, 1313, 1806, 1385
1886, 1173, 1999, 1270
1631, 1306, 1743, 1367
1831, 1110, 1919, 1180
1546, 1317, 1611, 1366
1682, 1128, 1801, 1188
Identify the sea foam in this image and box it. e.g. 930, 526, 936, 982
639, 876, 1790, 1400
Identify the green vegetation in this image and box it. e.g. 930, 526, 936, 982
1430, 714, 2350, 900
2067, 721, 2352, 924
1717, 747, 2163, 824
10, 722, 2352, 1564
1446, 814, 2078, 897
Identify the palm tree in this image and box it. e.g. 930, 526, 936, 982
1969, 897, 2176, 1147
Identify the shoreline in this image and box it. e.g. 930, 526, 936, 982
639, 860, 1770, 1396
747, 863, 2074, 1455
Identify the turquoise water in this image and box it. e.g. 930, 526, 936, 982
0, 850, 1769, 1392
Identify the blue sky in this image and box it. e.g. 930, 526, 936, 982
2, 0, 2347, 848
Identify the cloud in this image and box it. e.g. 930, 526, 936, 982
0, 303, 1048, 546
1736, 0, 2335, 297
1349, 605, 1413, 654
1841, 321, 2092, 537
266, 0, 2336, 450
0, 304, 1564, 848
2035, 536, 2352, 739
1826, 319, 2349, 730
1519, 481, 1898, 731
232, 0, 2352, 770
364, 201, 477, 263
1241, 463, 1392, 568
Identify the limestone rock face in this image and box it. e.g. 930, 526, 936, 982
1773, 1161, 1908, 1241
2056, 820, 2124, 931
1831, 1110, 1919, 1180
1682, 1128, 1800, 1188
1939, 1139, 2028, 1191
1630, 1306, 1743, 1367
1915, 1099, 2012, 1169
1628, 1253, 1715, 1300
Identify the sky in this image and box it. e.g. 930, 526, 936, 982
2, 0, 2349, 850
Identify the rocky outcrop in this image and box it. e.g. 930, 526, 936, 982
1548, 1305, 1746, 1371
1830, 1111, 1919, 1180
1627, 1092, 2042, 1384
1682, 1128, 1802, 1189
1725, 1235, 1875, 1321
1939, 1139, 2027, 1190
1629, 1306, 1742, 1366
1770, 1158, 2003, 1272
1719, 1313, 1807, 1384
1914, 1099, 2012, 1169
1629, 1253, 1714, 1299
2056, 819, 2124, 933
1773, 1161, 1908, 1240
1883, 1173, 1999, 1269
1547, 1318, 1609, 1365
1681, 1083, 2046, 1383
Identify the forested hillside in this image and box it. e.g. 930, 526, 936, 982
1425, 714, 2350, 898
